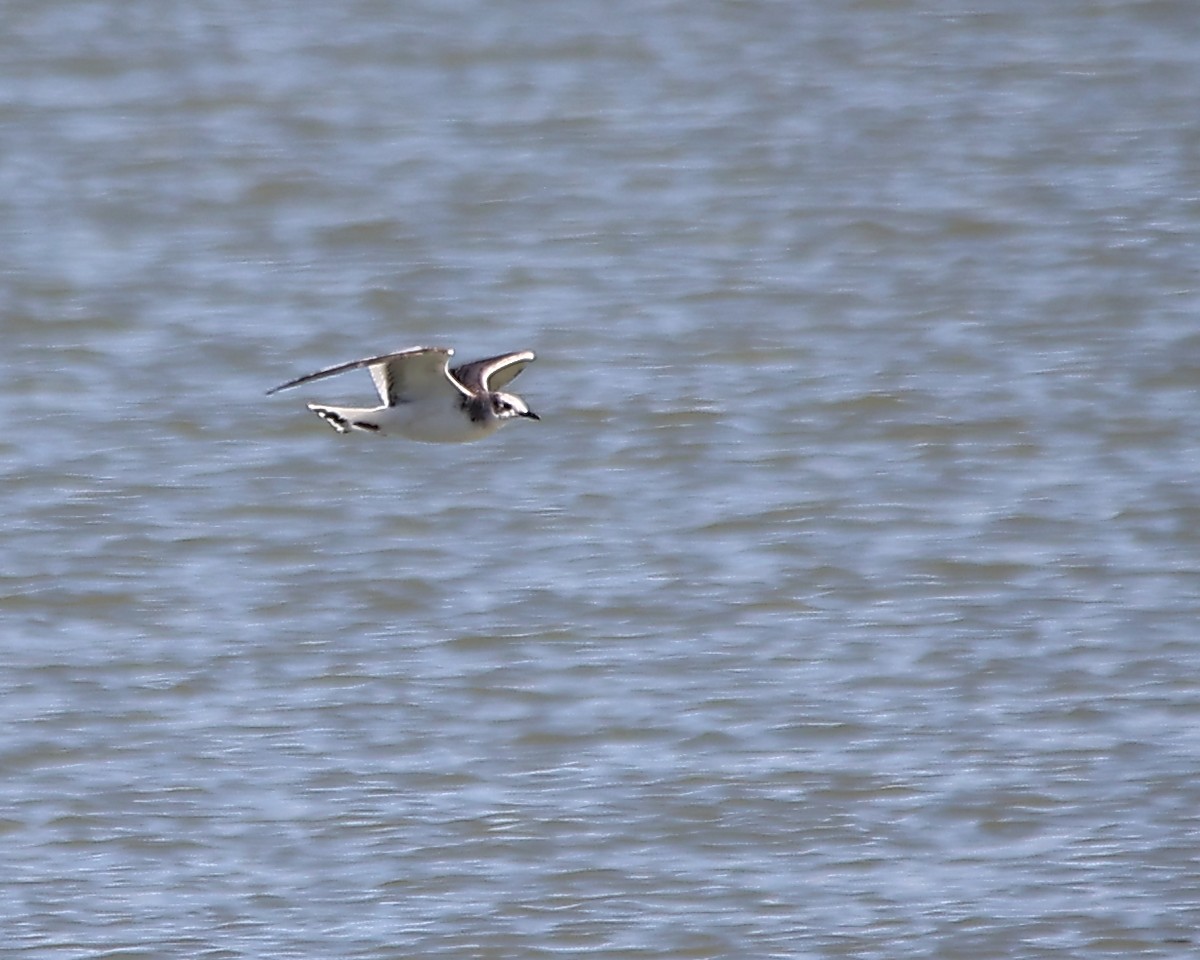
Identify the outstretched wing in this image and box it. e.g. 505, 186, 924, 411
373, 348, 469, 404
450, 350, 536, 392
267, 346, 463, 404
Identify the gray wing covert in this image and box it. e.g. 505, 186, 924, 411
450, 351, 536, 392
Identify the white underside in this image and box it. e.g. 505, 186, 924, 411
308, 399, 498, 443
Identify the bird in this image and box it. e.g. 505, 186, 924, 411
266, 346, 539, 443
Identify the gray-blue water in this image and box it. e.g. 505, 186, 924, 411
3, 1, 1199, 957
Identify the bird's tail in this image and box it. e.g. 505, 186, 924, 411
307, 404, 384, 434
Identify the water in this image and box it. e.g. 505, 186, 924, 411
2, 1, 1199, 956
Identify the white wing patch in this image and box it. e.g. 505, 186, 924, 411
266, 346, 453, 399
375, 348, 467, 404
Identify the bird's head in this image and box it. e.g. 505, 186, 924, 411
490, 391, 540, 423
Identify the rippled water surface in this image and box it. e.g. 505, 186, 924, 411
3, 1, 1199, 957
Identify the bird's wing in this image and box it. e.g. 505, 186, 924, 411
372, 347, 469, 404
266, 347, 463, 403
449, 350, 536, 392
